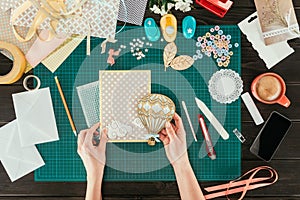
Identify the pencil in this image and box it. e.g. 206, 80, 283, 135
54, 76, 77, 136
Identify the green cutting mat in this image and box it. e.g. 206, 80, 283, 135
34, 25, 241, 182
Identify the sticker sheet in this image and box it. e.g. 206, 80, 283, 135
99, 70, 151, 142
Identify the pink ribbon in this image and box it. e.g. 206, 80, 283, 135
204, 166, 278, 199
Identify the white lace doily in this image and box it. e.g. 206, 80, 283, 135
208, 69, 243, 104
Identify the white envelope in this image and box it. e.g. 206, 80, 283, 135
12, 87, 59, 147
0, 121, 13, 160
0, 120, 45, 182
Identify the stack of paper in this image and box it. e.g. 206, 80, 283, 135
0, 87, 59, 182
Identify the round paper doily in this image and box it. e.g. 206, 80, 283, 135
208, 69, 243, 104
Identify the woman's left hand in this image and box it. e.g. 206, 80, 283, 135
77, 123, 108, 180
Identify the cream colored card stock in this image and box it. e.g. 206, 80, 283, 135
42, 35, 85, 73
99, 70, 151, 142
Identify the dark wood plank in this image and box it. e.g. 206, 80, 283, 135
1, 2, 300, 200
0, 54, 31, 86
0, 160, 299, 197
0, 85, 26, 124
0, 198, 300, 200
241, 122, 300, 160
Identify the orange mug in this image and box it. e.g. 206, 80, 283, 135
251, 72, 290, 107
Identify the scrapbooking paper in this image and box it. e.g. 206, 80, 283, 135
118, 0, 148, 25
12, 87, 59, 147
0, 10, 35, 61
254, 0, 299, 45
99, 70, 151, 142
4, 0, 120, 39
42, 35, 85, 73
0, 120, 45, 182
77, 81, 100, 128
238, 12, 294, 69
25, 30, 67, 68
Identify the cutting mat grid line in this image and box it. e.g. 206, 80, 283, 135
34, 25, 241, 182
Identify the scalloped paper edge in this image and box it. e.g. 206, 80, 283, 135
238, 12, 294, 69
208, 69, 243, 104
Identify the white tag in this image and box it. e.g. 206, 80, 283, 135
241, 92, 264, 125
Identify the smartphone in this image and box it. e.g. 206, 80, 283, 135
250, 111, 292, 162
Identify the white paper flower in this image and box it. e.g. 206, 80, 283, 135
182, 5, 191, 12
150, 0, 192, 15
150, 5, 162, 15
175, 1, 184, 10
160, 5, 168, 16
167, 3, 175, 10
175, 0, 192, 12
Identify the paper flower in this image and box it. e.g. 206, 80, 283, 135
149, 0, 193, 16
175, 0, 192, 12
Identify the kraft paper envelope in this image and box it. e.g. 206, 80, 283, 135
12, 87, 59, 147
0, 120, 45, 182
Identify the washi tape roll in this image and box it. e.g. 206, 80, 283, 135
0, 41, 26, 84
23, 75, 41, 91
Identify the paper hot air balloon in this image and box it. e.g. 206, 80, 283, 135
137, 94, 175, 145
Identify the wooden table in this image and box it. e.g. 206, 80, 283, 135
1, 1, 300, 199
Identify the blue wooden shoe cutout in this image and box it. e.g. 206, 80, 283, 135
144, 18, 161, 42
182, 16, 196, 39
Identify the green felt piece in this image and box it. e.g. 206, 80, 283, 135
34, 25, 241, 182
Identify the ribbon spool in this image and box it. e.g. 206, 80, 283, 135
0, 41, 26, 84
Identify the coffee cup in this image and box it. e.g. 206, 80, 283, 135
251, 72, 290, 107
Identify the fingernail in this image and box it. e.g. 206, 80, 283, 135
165, 121, 171, 128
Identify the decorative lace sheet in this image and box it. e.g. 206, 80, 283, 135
208, 69, 243, 104
77, 81, 100, 128
0, 0, 119, 38
118, 0, 148, 26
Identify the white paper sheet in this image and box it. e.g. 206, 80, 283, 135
0, 120, 45, 182
12, 87, 59, 147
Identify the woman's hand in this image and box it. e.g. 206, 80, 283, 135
160, 113, 205, 200
159, 113, 189, 167
77, 123, 108, 180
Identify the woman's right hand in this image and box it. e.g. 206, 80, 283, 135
159, 113, 189, 167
